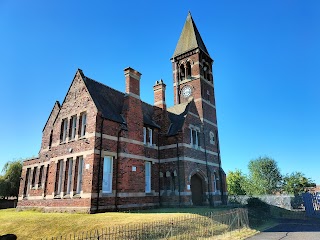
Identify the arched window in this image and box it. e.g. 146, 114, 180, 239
179, 64, 185, 81
186, 62, 191, 79
203, 64, 208, 80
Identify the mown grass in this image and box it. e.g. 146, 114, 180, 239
0, 207, 234, 239
0, 206, 282, 240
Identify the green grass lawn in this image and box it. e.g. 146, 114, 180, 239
0, 207, 233, 239
0, 206, 282, 240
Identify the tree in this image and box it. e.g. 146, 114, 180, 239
0, 160, 23, 198
227, 169, 247, 195
282, 172, 316, 195
244, 156, 282, 195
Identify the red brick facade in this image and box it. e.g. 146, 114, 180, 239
17, 13, 227, 213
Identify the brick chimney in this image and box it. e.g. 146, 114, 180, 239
124, 67, 141, 98
122, 67, 143, 142
153, 79, 166, 110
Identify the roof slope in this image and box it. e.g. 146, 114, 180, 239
80, 70, 159, 128
172, 12, 209, 58
167, 102, 190, 136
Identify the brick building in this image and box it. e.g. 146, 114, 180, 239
17, 12, 227, 213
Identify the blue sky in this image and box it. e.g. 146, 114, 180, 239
1, 1, 319, 184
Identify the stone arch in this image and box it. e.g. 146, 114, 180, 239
188, 168, 207, 183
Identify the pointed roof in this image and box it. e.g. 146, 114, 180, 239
78, 70, 160, 128
172, 12, 210, 58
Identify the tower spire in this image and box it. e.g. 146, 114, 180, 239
172, 12, 210, 59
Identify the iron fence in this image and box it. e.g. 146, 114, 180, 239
43, 208, 249, 240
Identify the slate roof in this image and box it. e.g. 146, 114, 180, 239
167, 102, 190, 136
172, 12, 210, 58
79, 70, 160, 129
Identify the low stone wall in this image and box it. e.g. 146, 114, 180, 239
228, 195, 304, 210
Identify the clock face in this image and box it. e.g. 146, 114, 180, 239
182, 85, 192, 98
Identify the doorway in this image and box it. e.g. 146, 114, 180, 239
191, 174, 203, 205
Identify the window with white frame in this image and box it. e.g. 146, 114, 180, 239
190, 128, 200, 147
148, 128, 153, 146
143, 127, 147, 144
102, 156, 113, 193
56, 160, 64, 195
38, 165, 44, 188
143, 127, 153, 146
60, 118, 68, 142
209, 131, 215, 145
145, 162, 151, 193
80, 112, 87, 137
66, 158, 73, 194
76, 156, 84, 194
69, 115, 77, 140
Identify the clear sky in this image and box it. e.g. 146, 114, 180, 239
1, 1, 319, 184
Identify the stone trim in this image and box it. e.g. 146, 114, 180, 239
194, 98, 216, 109
23, 149, 94, 169
124, 92, 140, 100
201, 118, 217, 127
161, 156, 219, 167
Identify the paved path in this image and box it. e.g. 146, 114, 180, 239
247, 219, 320, 240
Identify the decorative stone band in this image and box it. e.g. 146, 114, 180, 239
124, 92, 140, 100
194, 97, 216, 109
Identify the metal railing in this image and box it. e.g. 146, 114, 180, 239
43, 208, 249, 240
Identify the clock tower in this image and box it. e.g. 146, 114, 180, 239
171, 12, 217, 125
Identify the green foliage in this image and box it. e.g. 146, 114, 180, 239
0, 160, 23, 198
244, 156, 282, 195
226, 169, 247, 195
282, 172, 316, 195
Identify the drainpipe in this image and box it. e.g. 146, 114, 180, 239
176, 136, 181, 207
115, 126, 122, 211
96, 118, 104, 213
157, 131, 161, 207
202, 125, 212, 207
215, 129, 224, 204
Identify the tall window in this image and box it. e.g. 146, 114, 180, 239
190, 128, 200, 147
66, 158, 73, 195
38, 165, 44, 188
69, 115, 77, 140
186, 62, 191, 79
143, 127, 153, 146
76, 156, 84, 194
102, 156, 113, 193
80, 113, 87, 137
60, 118, 68, 142
23, 168, 31, 196
31, 167, 37, 188
179, 64, 185, 80
145, 162, 151, 193
55, 160, 64, 195
143, 127, 147, 144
